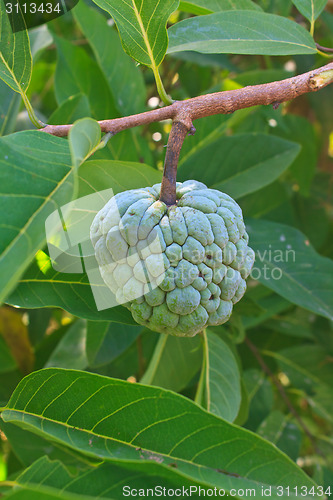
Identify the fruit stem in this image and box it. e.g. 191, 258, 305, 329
159, 118, 193, 206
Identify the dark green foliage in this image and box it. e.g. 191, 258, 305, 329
0, 0, 332, 497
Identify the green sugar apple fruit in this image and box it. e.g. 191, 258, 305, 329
91, 180, 255, 337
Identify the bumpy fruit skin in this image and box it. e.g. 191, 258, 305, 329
91, 180, 255, 337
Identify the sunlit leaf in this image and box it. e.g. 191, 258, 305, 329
73, 1, 146, 116
2, 368, 317, 496
68, 118, 102, 169
292, 0, 328, 24
90, 0, 179, 68
168, 11, 317, 55
0, 6, 31, 93
179, 0, 262, 15
0, 131, 75, 303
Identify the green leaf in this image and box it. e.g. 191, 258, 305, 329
313, 463, 333, 492
29, 25, 53, 60
48, 94, 91, 126
73, 1, 146, 116
0, 373, 21, 408
179, 133, 300, 199
233, 380, 249, 426
309, 384, 333, 425
242, 293, 292, 330
0, 7, 31, 93
243, 369, 274, 431
322, 10, 333, 31
234, 68, 292, 86
140, 334, 202, 392
257, 411, 301, 461
179, 110, 252, 168
6, 255, 136, 324
0, 336, 16, 373
0, 80, 21, 136
168, 11, 317, 55
292, 0, 328, 24
247, 218, 333, 321
45, 319, 88, 370
179, 0, 262, 15
264, 309, 314, 340
294, 194, 330, 251
0, 421, 84, 468
264, 345, 333, 392
54, 35, 118, 121
0, 7, 42, 127
68, 118, 102, 169
88, 0, 178, 103
27, 309, 52, 346
77, 159, 162, 197
203, 331, 241, 422
169, 50, 236, 70
2, 368, 317, 495
239, 182, 288, 219
1, 455, 214, 499
34, 323, 70, 370
53, 36, 145, 162
90, 0, 179, 68
100, 329, 158, 381
86, 321, 142, 367
271, 114, 317, 196
6, 159, 161, 320
259, 0, 293, 16
0, 131, 75, 303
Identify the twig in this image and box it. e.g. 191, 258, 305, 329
41, 62, 333, 137
245, 336, 321, 454
316, 43, 333, 53
159, 117, 193, 205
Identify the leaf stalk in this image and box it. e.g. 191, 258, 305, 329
21, 93, 46, 128
194, 329, 209, 407
153, 65, 173, 105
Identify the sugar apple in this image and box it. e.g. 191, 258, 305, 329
91, 180, 255, 337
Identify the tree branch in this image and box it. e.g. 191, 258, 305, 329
41, 62, 333, 138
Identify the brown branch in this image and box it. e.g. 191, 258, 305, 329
41, 62, 333, 137
245, 336, 322, 455
316, 43, 333, 53
160, 117, 193, 205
